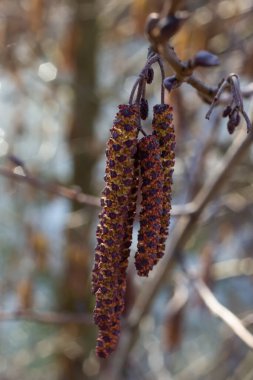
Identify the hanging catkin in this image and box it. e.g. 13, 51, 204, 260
152, 104, 176, 260
92, 104, 139, 358
135, 135, 164, 276
92, 52, 176, 358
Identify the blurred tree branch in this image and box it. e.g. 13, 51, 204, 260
0, 166, 198, 217
147, 20, 253, 105
193, 278, 253, 349
0, 309, 93, 325
0, 166, 100, 207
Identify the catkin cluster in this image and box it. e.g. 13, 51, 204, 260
92, 100, 175, 358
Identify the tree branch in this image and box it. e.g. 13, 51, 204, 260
158, 43, 253, 104
0, 166, 100, 207
0, 309, 93, 325
194, 279, 253, 349
158, 43, 218, 101
0, 166, 195, 217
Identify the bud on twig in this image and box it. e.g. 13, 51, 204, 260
193, 50, 220, 68
163, 76, 180, 92
146, 67, 154, 84
206, 73, 252, 134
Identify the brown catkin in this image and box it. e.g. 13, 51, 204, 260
152, 104, 176, 260
135, 135, 164, 276
117, 156, 139, 314
92, 104, 139, 358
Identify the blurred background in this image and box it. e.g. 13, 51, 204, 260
0, 0, 253, 379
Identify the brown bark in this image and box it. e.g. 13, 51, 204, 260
69, 0, 98, 199
59, 1, 99, 379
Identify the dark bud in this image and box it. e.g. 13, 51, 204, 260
140, 98, 149, 120
222, 105, 232, 118
193, 50, 220, 68
146, 68, 154, 84
163, 76, 180, 92
227, 119, 236, 134
230, 110, 241, 127
227, 110, 240, 134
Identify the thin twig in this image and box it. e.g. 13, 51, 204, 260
0, 166, 195, 216
0, 309, 93, 325
129, 76, 142, 105
174, 311, 253, 380
158, 43, 253, 104
194, 279, 253, 349
159, 42, 219, 101
129, 53, 164, 104
157, 57, 165, 103
205, 78, 227, 119
0, 167, 100, 207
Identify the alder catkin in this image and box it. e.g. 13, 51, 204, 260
152, 104, 176, 260
135, 135, 164, 276
92, 104, 139, 358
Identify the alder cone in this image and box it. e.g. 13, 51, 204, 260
152, 104, 176, 260
92, 104, 139, 358
135, 134, 164, 276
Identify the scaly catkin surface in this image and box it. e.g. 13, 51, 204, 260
92, 104, 139, 358
135, 134, 164, 276
152, 104, 176, 260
